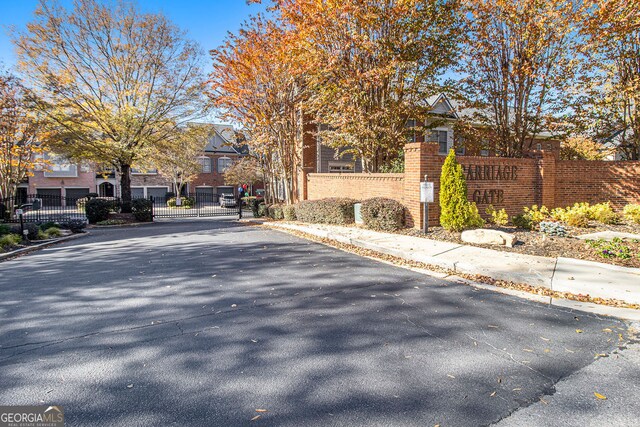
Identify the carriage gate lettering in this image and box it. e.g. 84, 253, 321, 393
463, 164, 518, 205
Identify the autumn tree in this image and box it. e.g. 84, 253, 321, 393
223, 156, 263, 188
211, 16, 304, 203
459, 0, 583, 157
277, 0, 462, 172
144, 124, 211, 198
0, 70, 47, 210
14, 0, 207, 210
571, 0, 640, 160
560, 135, 611, 160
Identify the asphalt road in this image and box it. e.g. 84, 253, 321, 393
0, 219, 638, 426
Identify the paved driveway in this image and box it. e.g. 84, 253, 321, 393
0, 220, 637, 426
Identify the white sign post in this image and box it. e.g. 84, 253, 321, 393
419, 177, 434, 233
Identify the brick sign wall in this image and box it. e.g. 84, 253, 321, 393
305, 142, 640, 228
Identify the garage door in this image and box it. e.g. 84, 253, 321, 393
216, 186, 234, 196
65, 188, 90, 207
195, 187, 215, 204
131, 187, 145, 199
36, 188, 62, 207
147, 187, 169, 201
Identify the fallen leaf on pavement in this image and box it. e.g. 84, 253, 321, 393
539, 336, 550, 341
255, 409, 268, 413
594, 392, 607, 400
251, 415, 261, 421
490, 391, 496, 397
602, 328, 612, 333
126, 384, 134, 389
447, 374, 455, 379
576, 329, 583, 333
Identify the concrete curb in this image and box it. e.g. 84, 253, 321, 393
0, 232, 88, 262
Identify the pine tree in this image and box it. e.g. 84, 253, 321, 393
439, 149, 483, 231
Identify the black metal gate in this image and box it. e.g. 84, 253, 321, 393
150, 193, 242, 218
1, 194, 88, 223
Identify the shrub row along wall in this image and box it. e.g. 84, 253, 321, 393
306, 142, 640, 228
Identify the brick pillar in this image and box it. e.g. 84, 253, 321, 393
540, 150, 557, 208
403, 142, 440, 228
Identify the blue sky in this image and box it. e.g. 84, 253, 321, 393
0, 0, 269, 69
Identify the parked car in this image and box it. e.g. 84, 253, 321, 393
220, 193, 237, 208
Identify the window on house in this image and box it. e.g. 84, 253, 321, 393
428, 130, 449, 154
43, 154, 78, 178
198, 157, 212, 173
328, 162, 354, 173
480, 149, 489, 157
218, 157, 233, 173
405, 119, 417, 142
455, 146, 466, 156
131, 168, 158, 175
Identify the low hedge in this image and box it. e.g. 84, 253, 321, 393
267, 204, 284, 220
132, 198, 153, 222
360, 198, 405, 231
167, 196, 195, 208
283, 205, 296, 221
85, 198, 112, 224
294, 198, 357, 225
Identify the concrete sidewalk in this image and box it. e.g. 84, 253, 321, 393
262, 221, 640, 309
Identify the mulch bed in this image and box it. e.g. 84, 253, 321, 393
401, 221, 640, 269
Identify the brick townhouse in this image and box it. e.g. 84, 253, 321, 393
25, 123, 246, 206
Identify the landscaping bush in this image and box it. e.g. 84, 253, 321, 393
283, 204, 296, 221
85, 198, 112, 224
61, 219, 87, 233
294, 198, 357, 225
360, 198, 405, 231
590, 202, 619, 224
250, 198, 264, 217
267, 204, 284, 220
96, 219, 128, 226
0, 233, 21, 249
539, 221, 568, 237
38, 221, 58, 231
167, 196, 195, 209
512, 205, 549, 230
10, 222, 39, 240
485, 205, 509, 226
257, 203, 268, 218
0, 223, 11, 236
132, 198, 153, 222
44, 227, 62, 237
623, 204, 640, 224
439, 150, 484, 231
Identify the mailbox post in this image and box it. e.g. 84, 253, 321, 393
419, 175, 434, 234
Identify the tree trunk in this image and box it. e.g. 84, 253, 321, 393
120, 162, 132, 213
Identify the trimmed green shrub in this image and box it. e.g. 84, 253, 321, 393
61, 219, 87, 233
267, 204, 284, 220
44, 227, 62, 237
38, 221, 58, 231
0, 233, 21, 249
10, 223, 39, 239
257, 203, 268, 217
294, 198, 357, 225
167, 196, 195, 208
283, 205, 296, 221
85, 198, 112, 224
0, 224, 11, 236
623, 204, 640, 224
360, 198, 405, 231
132, 198, 153, 222
251, 198, 264, 217
439, 150, 484, 231
485, 205, 509, 226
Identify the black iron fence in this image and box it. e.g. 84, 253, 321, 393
1, 192, 243, 223
1, 194, 88, 223
150, 192, 242, 218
